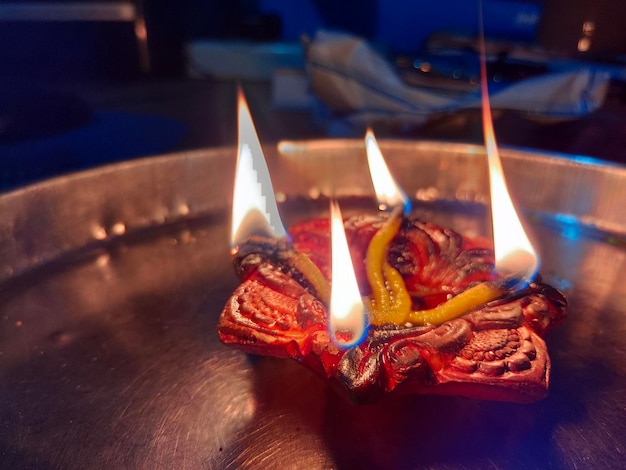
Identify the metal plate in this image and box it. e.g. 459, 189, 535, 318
1, 140, 625, 469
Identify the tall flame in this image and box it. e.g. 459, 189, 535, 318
231, 88, 288, 252
329, 199, 367, 347
478, 2, 538, 282
365, 128, 411, 213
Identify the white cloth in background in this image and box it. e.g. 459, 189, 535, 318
306, 30, 611, 129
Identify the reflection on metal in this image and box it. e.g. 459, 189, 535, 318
2, 141, 625, 284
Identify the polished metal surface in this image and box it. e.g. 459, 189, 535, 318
0, 140, 625, 469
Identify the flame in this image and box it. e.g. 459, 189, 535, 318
478, 4, 538, 282
365, 128, 411, 213
231, 88, 288, 252
329, 199, 367, 347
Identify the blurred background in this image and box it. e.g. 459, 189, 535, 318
1, 0, 625, 191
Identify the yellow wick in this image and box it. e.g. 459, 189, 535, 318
365, 208, 404, 313
291, 251, 331, 304
406, 283, 503, 325
366, 208, 413, 324
365, 210, 504, 326
368, 261, 412, 324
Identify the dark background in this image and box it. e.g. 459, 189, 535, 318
0, 0, 625, 192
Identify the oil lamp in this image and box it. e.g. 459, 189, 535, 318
220, 84, 566, 404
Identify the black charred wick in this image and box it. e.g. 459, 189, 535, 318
233, 235, 321, 298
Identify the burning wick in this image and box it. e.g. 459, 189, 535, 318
477, 0, 538, 286
231, 87, 288, 253
329, 199, 368, 347
230, 87, 331, 302
365, 128, 411, 214
362, 125, 506, 326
